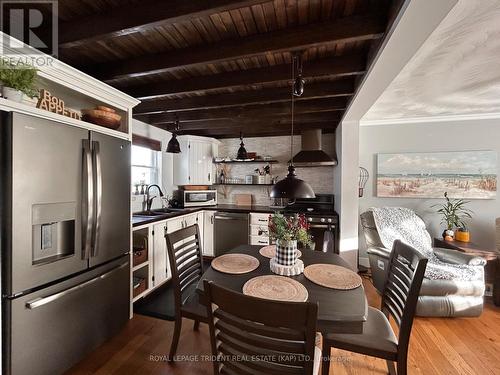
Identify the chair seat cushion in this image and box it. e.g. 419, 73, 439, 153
324, 307, 397, 361
420, 277, 485, 296
416, 295, 484, 317
181, 289, 208, 321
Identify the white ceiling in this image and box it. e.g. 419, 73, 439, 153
361, 0, 500, 123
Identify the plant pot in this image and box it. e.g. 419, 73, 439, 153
442, 229, 454, 241
455, 230, 470, 243
2, 86, 24, 102
275, 239, 298, 266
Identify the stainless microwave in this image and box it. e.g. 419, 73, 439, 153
180, 189, 217, 207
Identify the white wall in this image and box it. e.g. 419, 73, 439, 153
217, 134, 336, 205
358, 118, 500, 262
131, 119, 175, 212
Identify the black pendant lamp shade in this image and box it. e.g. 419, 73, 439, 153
166, 118, 181, 153
270, 165, 315, 199
236, 132, 248, 159
270, 53, 315, 199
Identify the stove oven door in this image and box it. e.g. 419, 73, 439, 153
307, 223, 338, 254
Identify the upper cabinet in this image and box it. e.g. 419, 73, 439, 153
0, 33, 139, 141
173, 135, 219, 186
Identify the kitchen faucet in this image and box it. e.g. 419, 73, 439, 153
146, 184, 164, 212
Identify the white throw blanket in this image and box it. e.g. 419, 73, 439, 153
370, 207, 482, 281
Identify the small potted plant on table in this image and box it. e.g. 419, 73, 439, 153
433, 192, 473, 241
268, 213, 312, 274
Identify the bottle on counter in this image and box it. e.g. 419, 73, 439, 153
219, 170, 225, 184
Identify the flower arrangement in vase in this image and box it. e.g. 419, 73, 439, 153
268, 213, 312, 266
432, 192, 473, 241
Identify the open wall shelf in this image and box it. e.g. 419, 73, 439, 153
213, 183, 274, 186
213, 159, 278, 164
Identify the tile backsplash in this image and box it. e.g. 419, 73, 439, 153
216, 134, 335, 205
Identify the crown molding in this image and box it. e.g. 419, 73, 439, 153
360, 112, 500, 126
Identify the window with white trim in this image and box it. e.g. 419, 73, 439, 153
131, 145, 160, 193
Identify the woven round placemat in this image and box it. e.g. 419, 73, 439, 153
243, 275, 308, 302
259, 245, 302, 259
303, 264, 362, 290
211, 253, 260, 274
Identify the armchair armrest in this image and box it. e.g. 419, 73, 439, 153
433, 247, 487, 266
366, 246, 391, 259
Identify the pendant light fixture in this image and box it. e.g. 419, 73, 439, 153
293, 54, 305, 97
236, 131, 248, 159
166, 116, 181, 153
270, 53, 315, 200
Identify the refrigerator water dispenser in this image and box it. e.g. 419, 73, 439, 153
32, 202, 76, 265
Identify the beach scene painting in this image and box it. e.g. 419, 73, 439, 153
377, 151, 497, 199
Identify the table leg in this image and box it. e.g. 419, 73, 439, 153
494, 258, 500, 306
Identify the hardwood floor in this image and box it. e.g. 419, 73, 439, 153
66, 279, 500, 375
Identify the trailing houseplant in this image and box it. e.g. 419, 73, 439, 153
432, 192, 473, 241
0, 60, 38, 102
268, 213, 312, 266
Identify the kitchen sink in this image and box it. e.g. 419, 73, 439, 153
133, 208, 177, 217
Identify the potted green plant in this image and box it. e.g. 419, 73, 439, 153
268, 213, 312, 266
432, 192, 473, 241
0, 60, 38, 102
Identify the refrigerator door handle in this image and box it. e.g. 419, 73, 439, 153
82, 139, 94, 260
25, 262, 128, 310
91, 140, 102, 258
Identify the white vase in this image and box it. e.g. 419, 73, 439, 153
275, 239, 298, 266
2, 87, 24, 102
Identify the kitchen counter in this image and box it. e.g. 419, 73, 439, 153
132, 204, 280, 227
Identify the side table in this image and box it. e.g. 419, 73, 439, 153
434, 238, 500, 306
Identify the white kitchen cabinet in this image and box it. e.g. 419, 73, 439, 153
152, 221, 169, 287
249, 212, 271, 245
151, 216, 186, 287
173, 136, 219, 185
203, 211, 215, 256
184, 212, 198, 227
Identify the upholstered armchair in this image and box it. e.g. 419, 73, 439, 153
360, 211, 486, 317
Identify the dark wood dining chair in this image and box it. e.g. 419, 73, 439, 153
165, 224, 208, 361
322, 240, 428, 375
203, 280, 321, 375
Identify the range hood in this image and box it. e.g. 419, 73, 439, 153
291, 129, 337, 167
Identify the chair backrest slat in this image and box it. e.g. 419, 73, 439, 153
165, 224, 204, 312
381, 240, 428, 359
204, 281, 318, 375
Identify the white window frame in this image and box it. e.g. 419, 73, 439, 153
131, 145, 161, 193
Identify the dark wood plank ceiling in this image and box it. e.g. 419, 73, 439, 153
54, 0, 402, 138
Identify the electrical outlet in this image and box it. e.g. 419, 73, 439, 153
377, 259, 385, 270
485, 283, 493, 297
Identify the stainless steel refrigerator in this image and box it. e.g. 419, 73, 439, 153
0, 111, 131, 375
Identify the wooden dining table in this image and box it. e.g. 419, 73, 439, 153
196, 245, 368, 334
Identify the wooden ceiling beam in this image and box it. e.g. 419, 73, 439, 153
165, 123, 338, 139
58, 0, 271, 49
85, 14, 385, 81
148, 112, 341, 130
134, 78, 354, 115
127, 54, 365, 100
141, 98, 346, 125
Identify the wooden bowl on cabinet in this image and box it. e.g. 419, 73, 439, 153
82, 106, 122, 130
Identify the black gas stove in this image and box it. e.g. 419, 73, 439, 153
283, 194, 339, 223
282, 194, 339, 253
